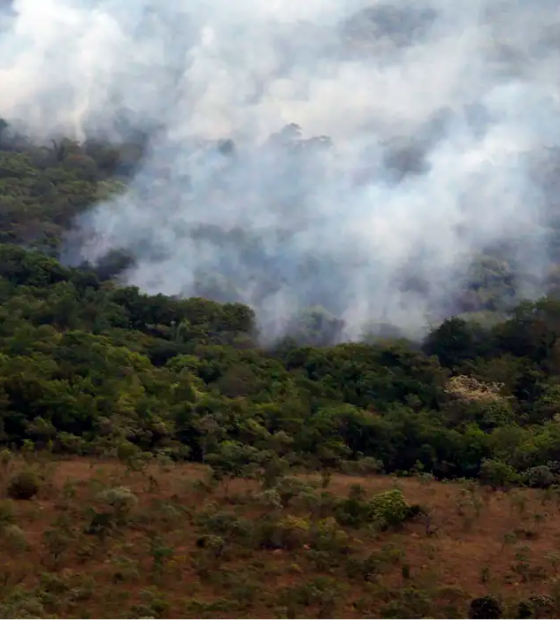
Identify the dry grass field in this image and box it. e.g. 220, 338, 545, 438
1, 454, 560, 618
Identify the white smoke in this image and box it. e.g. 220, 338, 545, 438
2, 0, 560, 340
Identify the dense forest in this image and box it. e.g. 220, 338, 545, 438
0, 121, 560, 490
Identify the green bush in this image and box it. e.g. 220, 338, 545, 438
517, 595, 554, 618
274, 476, 317, 508
369, 489, 411, 528
270, 515, 310, 550
310, 517, 350, 554
97, 486, 138, 511
335, 485, 372, 526
195, 510, 254, 545
521, 466, 557, 489
0, 500, 15, 529
2, 524, 28, 552
96, 486, 138, 525
479, 460, 519, 490
380, 587, 432, 619
334, 487, 419, 529
6, 471, 40, 500
346, 553, 383, 582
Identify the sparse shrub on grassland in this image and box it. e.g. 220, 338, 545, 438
368, 489, 410, 526
517, 595, 555, 618
270, 515, 310, 550
0, 500, 15, 530
310, 517, 351, 554
7, 471, 40, 500
380, 587, 432, 619
0, 589, 47, 619
278, 577, 343, 619
195, 509, 254, 546
3, 524, 28, 552
274, 476, 317, 508
480, 459, 519, 490
522, 466, 557, 489
96, 486, 138, 518
335, 487, 418, 529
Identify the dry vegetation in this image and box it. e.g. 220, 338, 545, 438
1, 453, 560, 618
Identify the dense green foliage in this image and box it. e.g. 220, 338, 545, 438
2, 129, 560, 486
2, 239, 560, 485
0, 127, 143, 252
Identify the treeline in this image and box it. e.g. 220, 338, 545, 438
2, 242, 560, 488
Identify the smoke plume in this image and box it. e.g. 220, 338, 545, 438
2, 0, 560, 340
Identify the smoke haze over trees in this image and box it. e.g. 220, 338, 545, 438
2, 0, 560, 340
5, 6, 560, 614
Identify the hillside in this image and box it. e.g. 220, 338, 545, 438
1, 456, 560, 619
3, 0, 560, 614
4, 131, 560, 618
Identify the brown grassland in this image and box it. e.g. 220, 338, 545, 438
2, 454, 560, 618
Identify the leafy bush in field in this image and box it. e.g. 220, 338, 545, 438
370, 489, 421, 529
7, 471, 40, 500
380, 587, 432, 619
517, 595, 555, 619
310, 517, 350, 554
274, 476, 317, 508
195, 509, 254, 545
335, 488, 415, 529
2, 524, 28, 552
521, 466, 557, 489
480, 460, 519, 490
269, 515, 311, 550
96, 486, 138, 522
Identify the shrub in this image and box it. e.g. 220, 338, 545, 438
522, 466, 557, 489
339, 457, 384, 475
97, 486, 138, 512
335, 487, 418, 529
0, 590, 46, 619
195, 510, 254, 544
278, 577, 342, 619
369, 489, 411, 528
291, 488, 326, 513
2, 524, 28, 552
346, 553, 383, 582
310, 517, 350, 554
85, 510, 115, 540
468, 595, 502, 619
254, 489, 283, 509
517, 595, 554, 619
195, 534, 225, 558
96, 486, 138, 524
380, 587, 432, 619
7, 471, 40, 500
272, 515, 310, 550
479, 459, 519, 490
274, 476, 316, 507
334, 486, 373, 526
0, 500, 15, 529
